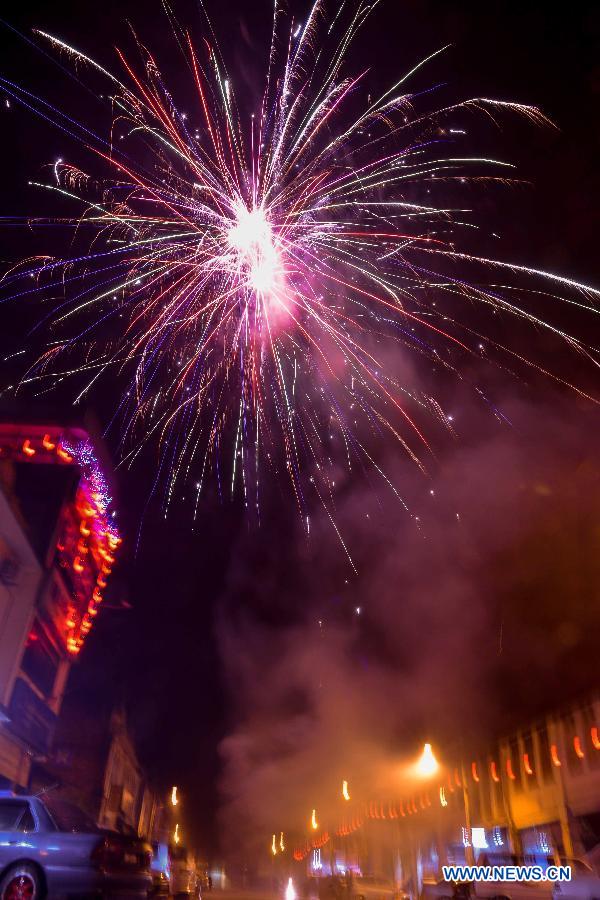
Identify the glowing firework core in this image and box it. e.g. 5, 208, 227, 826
228, 205, 280, 295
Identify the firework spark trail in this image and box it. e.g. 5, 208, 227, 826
1, 0, 599, 550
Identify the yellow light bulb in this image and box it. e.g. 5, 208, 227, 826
416, 743, 438, 777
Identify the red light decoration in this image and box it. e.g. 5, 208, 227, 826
490, 761, 500, 783
471, 762, 480, 783
574, 736, 585, 759
506, 758, 516, 780
523, 753, 533, 776
56, 445, 73, 463
0, 424, 124, 657
591, 727, 600, 751
454, 768, 461, 788
551, 744, 561, 767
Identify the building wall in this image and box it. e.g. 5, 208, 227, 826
0, 489, 42, 711
98, 709, 160, 840
0, 487, 44, 787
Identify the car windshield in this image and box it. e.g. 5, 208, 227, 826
43, 797, 98, 833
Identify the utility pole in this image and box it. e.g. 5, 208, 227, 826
460, 761, 474, 866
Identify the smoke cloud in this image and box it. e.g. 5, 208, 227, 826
216, 389, 600, 860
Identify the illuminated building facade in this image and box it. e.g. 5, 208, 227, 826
292, 695, 600, 889
0, 418, 121, 788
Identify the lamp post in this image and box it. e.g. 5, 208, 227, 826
460, 761, 474, 866
409, 744, 440, 895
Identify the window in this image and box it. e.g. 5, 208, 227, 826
18, 807, 35, 832
0, 800, 33, 832
20, 619, 59, 697
43, 797, 98, 834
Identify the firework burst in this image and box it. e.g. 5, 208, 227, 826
1, 1, 598, 541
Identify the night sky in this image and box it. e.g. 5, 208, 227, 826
0, 0, 599, 863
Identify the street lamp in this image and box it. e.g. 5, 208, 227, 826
272, 834, 278, 856
279, 831, 285, 852
415, 742, 438, 777
174, 823, 180, 845
311, 809, 318, 831
342, 780, 350, 801
171, 786, 179, 806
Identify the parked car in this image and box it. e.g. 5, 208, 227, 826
552, 858, 600, 899
149, 841, 171, 896
354, 876, 406, 900
473, 852, 553, 900
421, 879, 463, 900
422, 854, 599, 900
169, 844, 197, 898
0, 791, 152, 899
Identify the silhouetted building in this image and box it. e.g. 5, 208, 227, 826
37, 701, 161, 841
